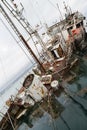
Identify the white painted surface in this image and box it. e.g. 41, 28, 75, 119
27, 75, 48, 102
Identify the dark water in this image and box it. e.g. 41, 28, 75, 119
18, 55, 87, 130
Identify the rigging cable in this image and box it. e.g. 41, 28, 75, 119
0, 17, 34, 64
47, 0, 57, 10
35, 0, 46, 23
2, 0, 43, 58
5, 106, 15, 130
0, 57, 7, 83
30, 0, 43, 25
1, 0, 48, 59
0, 93, 15, 130
47, 0, 64, 20
0, 52, 7, 84
47, 0, 63, 20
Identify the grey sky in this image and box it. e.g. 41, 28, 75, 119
0, 0, 87, 90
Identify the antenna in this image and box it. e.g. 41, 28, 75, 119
63, 1, 72, 17
35, 0, 46, 24
63, 1, 68, 13
57, 3, 63, 21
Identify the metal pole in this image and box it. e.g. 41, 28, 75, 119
0, 4, 46, 72
20, 35, 46, 72
7, 111, 15, 130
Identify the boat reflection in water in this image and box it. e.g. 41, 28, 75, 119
18, 54, 87, 130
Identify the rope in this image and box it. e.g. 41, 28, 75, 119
29, 0, 43, 25
47, 0, 57, 10
35, 0, 46, 23
0, 17, 34, 64
6, 111, 15, 130
0, 56, 8, 84
0, 94, 15, 130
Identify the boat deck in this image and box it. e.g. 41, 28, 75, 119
17, 53, 87, 130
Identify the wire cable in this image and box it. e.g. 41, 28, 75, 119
47, 0, 57, 10
0, 17, 34, 64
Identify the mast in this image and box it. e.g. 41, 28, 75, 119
1, 0, 53, 61
56, 3, 67, 53
0, 4, 45, 72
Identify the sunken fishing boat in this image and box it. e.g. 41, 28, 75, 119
0, 0, 87, 130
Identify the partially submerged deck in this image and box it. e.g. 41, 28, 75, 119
17, 53, 87, 130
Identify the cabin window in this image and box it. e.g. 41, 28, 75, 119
67, 26, 73, 35
76, 23, 81, 28
51, 50, 58, 59
76, 21, 83, 28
